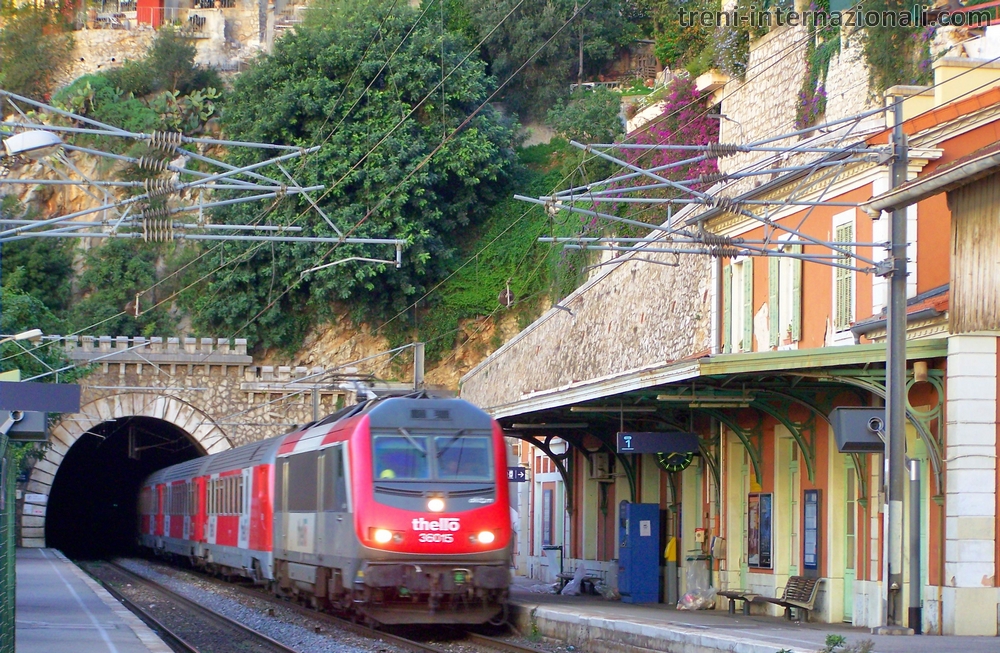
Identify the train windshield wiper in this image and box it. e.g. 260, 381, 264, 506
436, 429, 469, 455
397, 427, 426, 454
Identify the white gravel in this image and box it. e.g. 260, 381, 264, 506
115, 557, 409, 653
114, 557, 588, 653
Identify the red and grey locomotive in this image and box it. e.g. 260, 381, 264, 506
138, 395, 512, 625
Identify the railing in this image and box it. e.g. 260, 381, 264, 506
64, 336, 251, 363
569, 80, 624, 92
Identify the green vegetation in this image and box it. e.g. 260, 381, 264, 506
0, 6, 74, 101
796, 0, 840, 129
819, 633, 874, 653
547, 86, 626, 144
0, 287, 77, 381
861, 0, 933, 94
0, 198, 75, 314
410, 139, 592, 362
462, 0, 647, 119
179, 0, 520, 352
69, 239, 177, 338
52, 27, 222, 137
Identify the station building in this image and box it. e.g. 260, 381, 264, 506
462, 31, 1000, 636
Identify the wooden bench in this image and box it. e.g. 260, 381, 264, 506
717, 588, 758, 615
751, 576, 822, 621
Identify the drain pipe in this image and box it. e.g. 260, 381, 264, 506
909, 459, 922, 633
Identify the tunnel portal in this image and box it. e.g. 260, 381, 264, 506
45, 416, 201, 559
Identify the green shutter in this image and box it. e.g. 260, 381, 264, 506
723, 265, 732, 354
743, 257, 754, 352
834, 224, 853, 331
791, 244, 802, 342
769, 256, 780, 348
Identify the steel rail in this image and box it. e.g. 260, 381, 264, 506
97, 562, 299, 653
89, 572, 200, 653
229, 583, 542, 653
138, 559, 534, 653
463, 631, 550, 653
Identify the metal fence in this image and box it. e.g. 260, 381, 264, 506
0, 446, 15, 653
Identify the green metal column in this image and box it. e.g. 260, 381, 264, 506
0, 431, 14, 653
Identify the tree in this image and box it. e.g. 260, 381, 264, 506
68, 239, 176, 338
546, 86, 624, 144
182, 0, 519, 351
0, 7, 74, 101
465, 0, 642, 119
0, 287, 76, 381
0, 197, 74, 314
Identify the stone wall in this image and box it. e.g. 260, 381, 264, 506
55, 2, 272, 90
57, 336, 343, 447
460, 252, 712, 412
718, 26, 810, 174
59, 26, 157, 87
824, 28, 881, 130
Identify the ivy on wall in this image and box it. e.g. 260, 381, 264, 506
861, 0, 933, 94
795, 0, 841, 130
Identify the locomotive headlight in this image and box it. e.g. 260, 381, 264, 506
373, 528, 393, 544
477, 530, 495, 544
427, 497, 445, 512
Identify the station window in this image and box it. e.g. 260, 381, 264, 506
723, 257, 753, 353
768, 236, 802, 348
832, 211, 856, 335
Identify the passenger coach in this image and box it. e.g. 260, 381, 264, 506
138, 395, 512, 625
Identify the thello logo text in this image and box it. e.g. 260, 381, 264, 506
412, 517, 460, 531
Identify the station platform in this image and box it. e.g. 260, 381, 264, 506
510, 581, 1000, 653
15, 548, 171, 653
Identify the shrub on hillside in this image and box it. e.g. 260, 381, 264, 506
546, 86, 624, 145
0, 7, 74, 101
180, 0, 520, 352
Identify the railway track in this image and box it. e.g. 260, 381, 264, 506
113, 558, 550, 653
82, 560, 299, 653
230, 582, 548, 653
238, 589, 551, 653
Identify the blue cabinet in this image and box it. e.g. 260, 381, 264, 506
617, 501, 660, 604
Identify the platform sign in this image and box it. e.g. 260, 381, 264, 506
507, 466, 527, 482
617, 431, 699, 454
0, 381, 80, 413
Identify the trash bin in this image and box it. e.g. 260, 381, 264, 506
542, 544, 563, 584
678, 551, 715, 610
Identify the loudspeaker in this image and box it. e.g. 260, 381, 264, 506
828, 406, 885, 453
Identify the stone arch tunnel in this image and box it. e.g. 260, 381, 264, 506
18, 336, 354, 559
29, 393, 233, 559
45, 415, 201, 558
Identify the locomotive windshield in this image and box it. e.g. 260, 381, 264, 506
435, 435, 491, 480
373, 431, 492, 481
373, 434, 430, 479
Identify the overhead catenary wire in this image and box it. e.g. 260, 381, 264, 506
3, 2, 991, 388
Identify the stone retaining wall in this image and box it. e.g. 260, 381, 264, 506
718, 26, 810, 175
461, 252, 712, 412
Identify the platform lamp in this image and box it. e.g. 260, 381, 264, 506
0, 129, 62, 653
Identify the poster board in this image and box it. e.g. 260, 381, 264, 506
803, 489, 820, 571
747, 493, 772, 569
